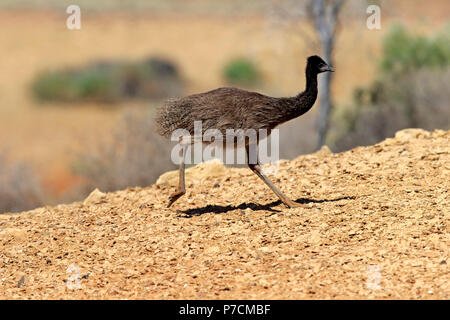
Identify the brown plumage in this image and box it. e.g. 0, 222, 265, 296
155, 55, 334, 208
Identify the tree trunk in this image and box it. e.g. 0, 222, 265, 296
311, 0, 344, 149
317, 39, 333, 148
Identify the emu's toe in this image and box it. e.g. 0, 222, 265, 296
283, 199, 302, 208
167, 190, 185, 208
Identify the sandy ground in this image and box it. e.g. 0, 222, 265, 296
0, 128, 448, 299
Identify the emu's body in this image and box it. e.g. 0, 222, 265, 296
156, 85, 316, 138
155, 55, 334, 208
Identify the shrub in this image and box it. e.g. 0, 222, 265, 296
380, 25, 450, 75
0, 152, 43, 213
32, 57, 183, 104
71, 109, 176, 195
330, 26, 450, 152
223, 58, 261, 86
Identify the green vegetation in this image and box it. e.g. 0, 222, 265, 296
223, 58, 261, 86
31, 57, 183, 104
380, 25, 450, 75
330, 25, 450, 151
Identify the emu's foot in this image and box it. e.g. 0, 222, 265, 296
282, 199, 302, 208
167, 190, 185, 208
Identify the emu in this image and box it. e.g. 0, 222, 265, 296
155, 55, 334, 208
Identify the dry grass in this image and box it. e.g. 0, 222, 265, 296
70, 109, 176, 197
331, 68, 450, 152
0, 152, 43, 213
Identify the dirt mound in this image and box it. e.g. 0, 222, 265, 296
0, 128, 448, 299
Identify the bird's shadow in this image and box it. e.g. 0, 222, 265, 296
177, 196, 355, 217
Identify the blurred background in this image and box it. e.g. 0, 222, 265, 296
0, 0, 449, 213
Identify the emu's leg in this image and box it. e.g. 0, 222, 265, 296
167, 145, 186, 208
246, 145, 301, 208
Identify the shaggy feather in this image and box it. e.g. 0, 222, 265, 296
155, 55, 329, 139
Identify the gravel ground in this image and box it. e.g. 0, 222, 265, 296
0, 128, 448, 299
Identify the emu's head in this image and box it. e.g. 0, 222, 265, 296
307, 55, 334, 73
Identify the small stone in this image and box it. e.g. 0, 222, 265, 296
84, 188, 107, 205
18, 276, 25, 288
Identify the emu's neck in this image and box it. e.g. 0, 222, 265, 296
288, 64, 319, 117
304, 65, 318, 96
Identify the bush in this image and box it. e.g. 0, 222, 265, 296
330, 26, 450, 152
380, 25, 450, 75
223, 58, 261, 86
71, 109, 176, 194
0, 152, 43, 213
32, 57, 183, 104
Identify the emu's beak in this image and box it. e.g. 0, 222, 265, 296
321, 64, 335, 72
